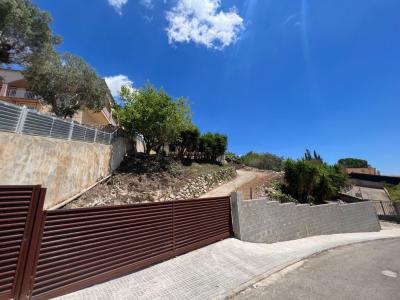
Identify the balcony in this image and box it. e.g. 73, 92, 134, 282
6, 88, 17, 97
102, 107, 116, 126
0, 96, 41, 110
5, 87, 36, 99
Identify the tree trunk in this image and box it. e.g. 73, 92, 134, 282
145, 144, 151, 155
145, 148, 150, 155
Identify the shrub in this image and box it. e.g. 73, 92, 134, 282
269, 183, 299, 203
241, 151, 283, 171
282, 159, 347, 204
225, 152, 240, 160
386, 184, 400, 202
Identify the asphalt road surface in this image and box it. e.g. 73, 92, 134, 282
234, 238, 400, 300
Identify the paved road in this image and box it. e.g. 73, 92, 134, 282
200, 170, 257, 198
234, 238, 400, 300
55, 225, 400, 300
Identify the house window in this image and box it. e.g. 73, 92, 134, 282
24, 91, 35, 99
6, 87, 17, 97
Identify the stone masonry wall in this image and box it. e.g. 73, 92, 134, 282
231, 193, 381, 244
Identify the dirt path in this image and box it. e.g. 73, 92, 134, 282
200, 170, 265, 198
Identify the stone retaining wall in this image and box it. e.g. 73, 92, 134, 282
230, 193, 381, 244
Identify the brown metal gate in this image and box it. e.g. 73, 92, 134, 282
1, 185, 232, 300
0, 186, 45, 300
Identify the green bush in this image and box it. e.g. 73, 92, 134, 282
281, 159, 347, 204
225, 152, 240, 160
269, 183, 299, 204
241, 151, 283, 171
386, 184, 400, 202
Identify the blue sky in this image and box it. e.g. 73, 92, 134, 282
33, 0, 400, 174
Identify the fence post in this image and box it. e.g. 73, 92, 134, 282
68, 122, 74, 140
16, 106, 28, 133
49, 117, 55, 137
172, 201, 176, 256
380, 201, 386, 216
108, 132, 113, 144
94, 128, 98, 143
230, 192, 243, 239
393, 202, 400, 220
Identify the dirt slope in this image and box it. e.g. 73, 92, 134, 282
201, 169, 283, 199
64, 154, 236, 208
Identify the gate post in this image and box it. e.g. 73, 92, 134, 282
230, 192, 243, 239
17, 188, 46, 300
394, 202, 400, 222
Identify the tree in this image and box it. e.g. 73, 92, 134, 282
198, 133, 227, 162
174, 125, 200, 159
304, 149, 323, 163
117, 83, 192, 155
338, 158, 369, 169
24, 52, 108, 117
0, 0, 60, 65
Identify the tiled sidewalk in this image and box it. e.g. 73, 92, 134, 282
56, 226, 400, 300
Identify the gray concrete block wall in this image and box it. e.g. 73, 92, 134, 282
231, 193, 381, 244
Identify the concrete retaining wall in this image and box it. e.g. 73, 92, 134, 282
348, 178, 385, 189
110, 137, 132, 171
231, 193, 381, 244
0, 132, 130, 209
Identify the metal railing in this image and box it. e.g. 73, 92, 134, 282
370, 200, 400, 222
0, 100, 114, 144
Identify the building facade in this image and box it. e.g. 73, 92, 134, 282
0, 68, 116, 126
345, 167, 380, 176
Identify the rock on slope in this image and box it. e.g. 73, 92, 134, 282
64, 153, 236, 208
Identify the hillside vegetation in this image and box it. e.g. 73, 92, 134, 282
64, 153, 236, 208
386, 184, 400, 202
226, 151, 283, 171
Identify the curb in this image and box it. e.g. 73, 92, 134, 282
218, 235, 400, 299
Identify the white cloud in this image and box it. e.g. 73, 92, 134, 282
166, 0, 244, 50
108, 0, 128, 15
141, 0, 154, 9
104, 75, 134, 97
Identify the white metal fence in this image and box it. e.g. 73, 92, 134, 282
0, 100, 113, 144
